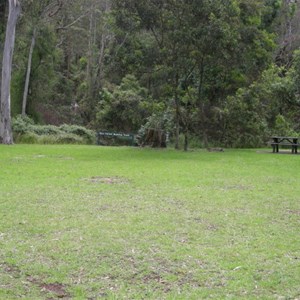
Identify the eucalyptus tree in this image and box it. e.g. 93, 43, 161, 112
274, 0, 300, 67
52, 0, 113, 125
0, 0, 7, 102
0, 0, 21, 144
20, 0, 63, 116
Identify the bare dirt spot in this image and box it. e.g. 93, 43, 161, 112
142, 272, 164, 283
84, 176, 129, 184
1, 262, 21, 278
287, 209, 300, 215
220, 185, 253, 191
40, 283, 69, 298
2, 264, 69, 298
206, 223, 219, 231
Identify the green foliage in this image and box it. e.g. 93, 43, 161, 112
96, 75, 151, 132
39, 133, 85, 144
136, 111, 172, 147
222, 63, 300, 147
15, 132, 85, 145
12, 115, 96, 144
5, 0, 300, 148
223, 93, 268, 148
59, 124, 96, 144
110, 0, 279, 149
11, 114, 35, 131
15, 132, 40, 144
273, 114, 297, 136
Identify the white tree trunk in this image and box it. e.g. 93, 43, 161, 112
22, 27, 36, 116
0, 0, 20, 144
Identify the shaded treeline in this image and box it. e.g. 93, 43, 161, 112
1, 0, 300, 148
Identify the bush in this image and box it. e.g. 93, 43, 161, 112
137, 112, 172, 147
59, 124, 96, 144
39, 133, 84, 144
15, 132, 39, 144
12, 115, 35, 135
12, 115, 96, 145
32, 125, 61, 136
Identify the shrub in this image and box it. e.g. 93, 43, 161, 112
137, 112, 172, 148
55, 133, 84, 144
12, 115, 96, 145
15, 132, 39, 144
12, 115, 35, 135
39, 133, 84, 144
59, 124, 96, 144
32, 125, 61, 136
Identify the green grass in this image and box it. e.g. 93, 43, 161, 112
0, 145, 299, 299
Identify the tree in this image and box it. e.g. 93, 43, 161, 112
0, 0, 8, 103
21, 0, 63, 116
274, 0, 300, 67
111, 0, 278, 149
96, 74, 150, 132
0, 0, 21, 144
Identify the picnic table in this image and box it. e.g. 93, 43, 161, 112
271, 136, 299, 154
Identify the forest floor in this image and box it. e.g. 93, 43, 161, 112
0, 145, 299, 299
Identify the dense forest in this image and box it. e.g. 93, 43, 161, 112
1, 0, 300, 148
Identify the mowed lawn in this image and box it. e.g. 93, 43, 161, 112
0, 145, 299, 299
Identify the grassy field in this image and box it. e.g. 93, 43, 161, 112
0, 145, 299, 299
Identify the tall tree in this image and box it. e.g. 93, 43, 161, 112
0, 0, 8, 114
0, 0, 21, 144
21, 0, 62, 116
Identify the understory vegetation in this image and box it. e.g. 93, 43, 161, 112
0, 145, 299, 299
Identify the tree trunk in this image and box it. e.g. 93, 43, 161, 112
86, 6, 95, 100
22, 27, 36, 116
0, 0, 20, 144
94, 0, 111, 91
0, 0, 8, 126
174, 72, 180, 150
0, 43, 2, 105
198, 59, 208, 148
184, 130, 188, 152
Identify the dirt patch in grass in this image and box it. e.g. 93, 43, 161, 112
1, 263, 21, 277
1, 263, 69, 298
27, 276, 70, 299
32, 155, 74, 160
40, 283, 69, 298
83, 176, 129, 184
220, 184, 253, 191
287, 209, 300, 215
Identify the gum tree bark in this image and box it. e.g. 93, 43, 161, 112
0, 0, 21, 144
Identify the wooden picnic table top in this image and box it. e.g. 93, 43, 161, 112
271, 136, 299, 139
